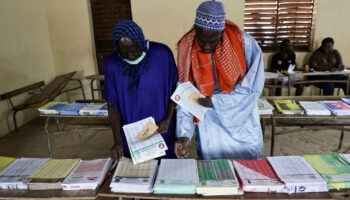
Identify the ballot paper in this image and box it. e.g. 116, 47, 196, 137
196, 160, 242, 195
154, 159, 197, 194
267, 156, 328, 193
62, 158, 112, 190
0, 156, 16, 173
299, 101, 331, 116
0, 158, 49, 189
28, 159, 80, 190
110, 157, 158, 193
321, 101, 350, 116
304, 153, 350, 190
258, 98, 274, 115
123, 117, 167, 164
233, 160, 286, 193
171, 82, 212, 121
264, 71, 280, 79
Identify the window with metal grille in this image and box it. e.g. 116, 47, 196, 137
244, 0, 316, 51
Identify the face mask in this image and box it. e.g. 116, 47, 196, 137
123, 52, 146, 65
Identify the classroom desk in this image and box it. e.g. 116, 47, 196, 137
0, 189, 96, 199
288, 70, 350, 96
41, 114, 109, 158
264, 96, 350, 156
85, 75, 104, 100
98, 176, 333, 200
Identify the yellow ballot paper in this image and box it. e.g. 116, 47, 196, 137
0, 156, 16, 172
136, 122, 159, 140
30, 159, 80, 181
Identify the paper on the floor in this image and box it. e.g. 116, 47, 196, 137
0, 158, 49, 189
233, 160, 287, 193
59, 102, 88, 115
274, 100, 304, 115
196, 160, 242, 195
321, 101, 350, 116
304, 153, 350, 190
299, 101, 331, 116
154, 159, 197, 194
110, 157, 158, 193
28, 159, 80, 190
0, 156, 16, 173
38, 102, 69, 115
267, 156, 328, 193
258, 98, 274, 115
62, 158, 112, 190
123, 117, 167, 164
171, 82, 212, 121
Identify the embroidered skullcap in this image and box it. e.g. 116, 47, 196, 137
194, 0, 226, 31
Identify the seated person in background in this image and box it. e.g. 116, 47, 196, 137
308, 37, 347, 96
104, 20, 178, 160
271, 39, 304, 96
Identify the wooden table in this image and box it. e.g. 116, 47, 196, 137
264, 96, 350, 156
98, 176, 333, 200
0, 189, 96, 199
41, 114, 109, 158
85, 75, 104, 100
288, 70, 350, 96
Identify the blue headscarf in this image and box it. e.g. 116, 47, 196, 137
113, 20, 149, 97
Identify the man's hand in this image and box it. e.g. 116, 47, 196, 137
175, 137, 190, 159
110, 143, 123, 161
158, 119, 170, 134
197, 97, 214, 108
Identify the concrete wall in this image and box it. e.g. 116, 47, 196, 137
0, 0, 97, 136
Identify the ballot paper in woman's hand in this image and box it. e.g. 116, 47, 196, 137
171, 82, 212, 121
123, 117, 167, 164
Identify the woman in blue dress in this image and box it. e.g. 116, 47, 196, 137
104, 20, 178, 160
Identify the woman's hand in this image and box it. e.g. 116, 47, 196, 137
158, 119, 170, 134
197, 97, 214, 108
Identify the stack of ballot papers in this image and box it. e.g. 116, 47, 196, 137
79, 103, 107, 116
27, 159, 79, 190
0, 156, 16, 173
154, 159, 197, 194
274, 100, 304, 115
38, 102, 69, 115
298, 101, 331, 116
196, 160, 242, 195
123, 117, 167, 164
258, 98, 274, 115
233, 160, 286, 193
341, 98, 350, 106
110, 157, 158, 193
304, 153, 350, 190
340, 154, 350, 165
62, 158, 112, 190
267, 156, 328, 193
59, 102, 88, 115
321, 101, 350, 116
0, 158, 49, 189
171, 82, 213, 121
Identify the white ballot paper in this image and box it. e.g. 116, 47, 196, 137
123, 117, 168, 164
171, 82, 213, 121
0, 158, 49, 189
267, 156, 328, 193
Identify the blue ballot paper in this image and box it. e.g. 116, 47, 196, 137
59, 103, 88, 115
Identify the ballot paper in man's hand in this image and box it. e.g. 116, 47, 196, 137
171, 82, 212, 121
